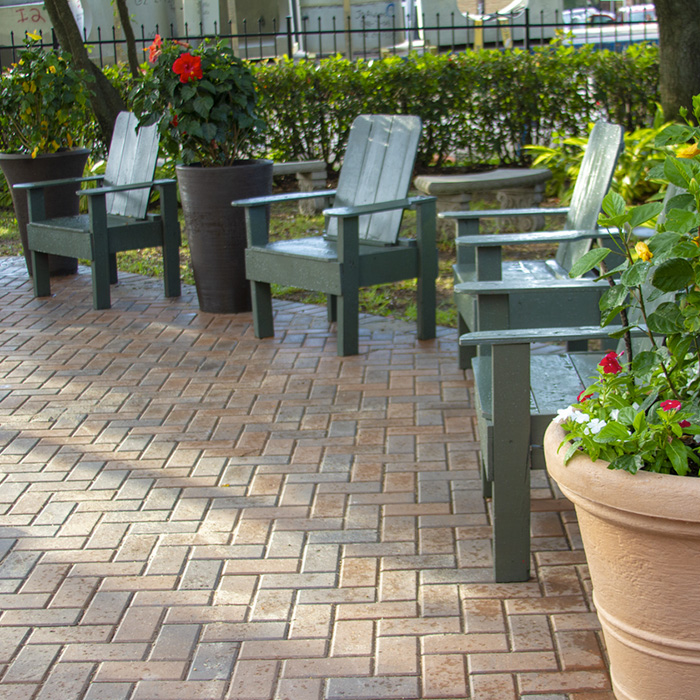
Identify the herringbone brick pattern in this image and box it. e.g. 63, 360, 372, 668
0, 257, 613, 699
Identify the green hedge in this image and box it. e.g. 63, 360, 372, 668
253, 42, 660, 169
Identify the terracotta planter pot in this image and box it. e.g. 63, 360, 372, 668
0, 149, 89, 276
544, 421, 700, 700
176, 159, 273, 314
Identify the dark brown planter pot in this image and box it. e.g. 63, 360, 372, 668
176, 159, 273, 314
0, 149, 89, 276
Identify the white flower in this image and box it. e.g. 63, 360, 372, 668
610, 409, 620, 420
555, 406, 580, 424
584, 418, 607, 435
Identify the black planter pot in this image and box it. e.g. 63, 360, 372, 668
0, 149, 89, 276
176, 159, 273, 314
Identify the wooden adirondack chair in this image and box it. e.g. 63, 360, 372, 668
233, 114, 437, 356
441, 121, 625, 369
456, 180, 677, 582
20, 112, 181, 310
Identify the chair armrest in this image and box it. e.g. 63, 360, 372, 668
232, 189, 336, 208
440, 206, 569, 220
455, 228, 600, 248
81, 179, 173, 197
14, 175, 103, 191
324, 197, 412, 218
454, 278, 604, 296
459, 325, 628, 347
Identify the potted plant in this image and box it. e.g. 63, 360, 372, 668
132, 35, 270, 314
0, 32, 94, 276
545, 97, 700, 700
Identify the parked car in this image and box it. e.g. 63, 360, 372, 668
564, 2, 657, 48
562, 7, 615, 25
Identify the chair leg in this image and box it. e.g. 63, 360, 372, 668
415, 196, 437, 341
162, 241, 181, 299
337, 289, 359, 356
31, 251, 51, 298
327, 295, 337, 323
490, 344, 531, 582
109, 254, 118, 285
251, 280, 274, 338
458, 315, 476, 370
91, 251, 112, 310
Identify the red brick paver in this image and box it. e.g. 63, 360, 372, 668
0, 258, 610, 699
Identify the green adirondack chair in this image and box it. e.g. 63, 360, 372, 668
20, 112, 181, 310
233, 114, 437, 356
441, 120, 625, 369
457, 182, 678, 582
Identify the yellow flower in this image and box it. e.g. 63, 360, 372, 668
677, 143, 700, 158
635, 241, 653, 261
66, 133, 73, 147
48, 65, 56, 74
27, 31, 41, 41
31, 146, 39, 159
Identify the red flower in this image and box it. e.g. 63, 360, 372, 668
680, 420, 691, 428
599, 351, 622, 375
660, 399, 682, 412
147, 33, 162, 63
173, 52, 203, 83
171, 113, 178, 127
577, 389, 592, 403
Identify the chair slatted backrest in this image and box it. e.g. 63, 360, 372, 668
326, 115, 422, 244
555, 121, 625, 272
103, 112, 160, 219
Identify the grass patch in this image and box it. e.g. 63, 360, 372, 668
0, 191, 566, 331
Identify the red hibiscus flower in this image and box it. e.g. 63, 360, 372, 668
173, 53, 203, 83
147, 34, 162, 63
599, 351, 622, 375
660, 399, 682, 412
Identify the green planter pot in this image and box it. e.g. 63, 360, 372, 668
176, 159, 273, 314
0, 149, 89, 276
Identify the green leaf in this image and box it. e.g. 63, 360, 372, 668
609, 454, 641, 473
621, 260, 651, 287
595, 422, 630, 443
632, 350, 658, 374
647, 302, 684, 334
664, 157, 695, 188
601, 191, 627, 218
666, 439, 690, 476
599, 283, 628, 311
652, 258, 694, 291
628, 202, 664, 228
569, 248, 610, 278
655, 124, 694, 146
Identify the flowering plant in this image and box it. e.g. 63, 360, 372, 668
554, 97, 700, 477
131, 36, 265, 167
0, 33, 93, 157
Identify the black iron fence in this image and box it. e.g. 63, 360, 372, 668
0, 11, 659, 70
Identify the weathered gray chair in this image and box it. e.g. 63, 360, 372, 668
20, 112, 181, 309
441, 121, 625, 368
234, 114, 437, 356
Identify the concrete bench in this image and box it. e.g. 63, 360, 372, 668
272, 160, 328, 214
414, 167, 552, 232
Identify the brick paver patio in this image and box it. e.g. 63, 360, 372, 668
0, 257, 613, 699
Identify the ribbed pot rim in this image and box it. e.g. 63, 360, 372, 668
0, 148, 90, 161
544, 421, 700, 524
175, 158, 273, 171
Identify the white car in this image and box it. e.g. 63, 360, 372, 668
565, 4, 658, 48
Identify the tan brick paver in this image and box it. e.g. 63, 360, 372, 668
0, 258, 610, 698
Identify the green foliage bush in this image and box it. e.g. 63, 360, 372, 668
251, 43, 659, 170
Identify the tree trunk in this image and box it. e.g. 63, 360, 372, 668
43, 0, 126, 145
654, 0, 700, 121
115, 0, 141, 78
